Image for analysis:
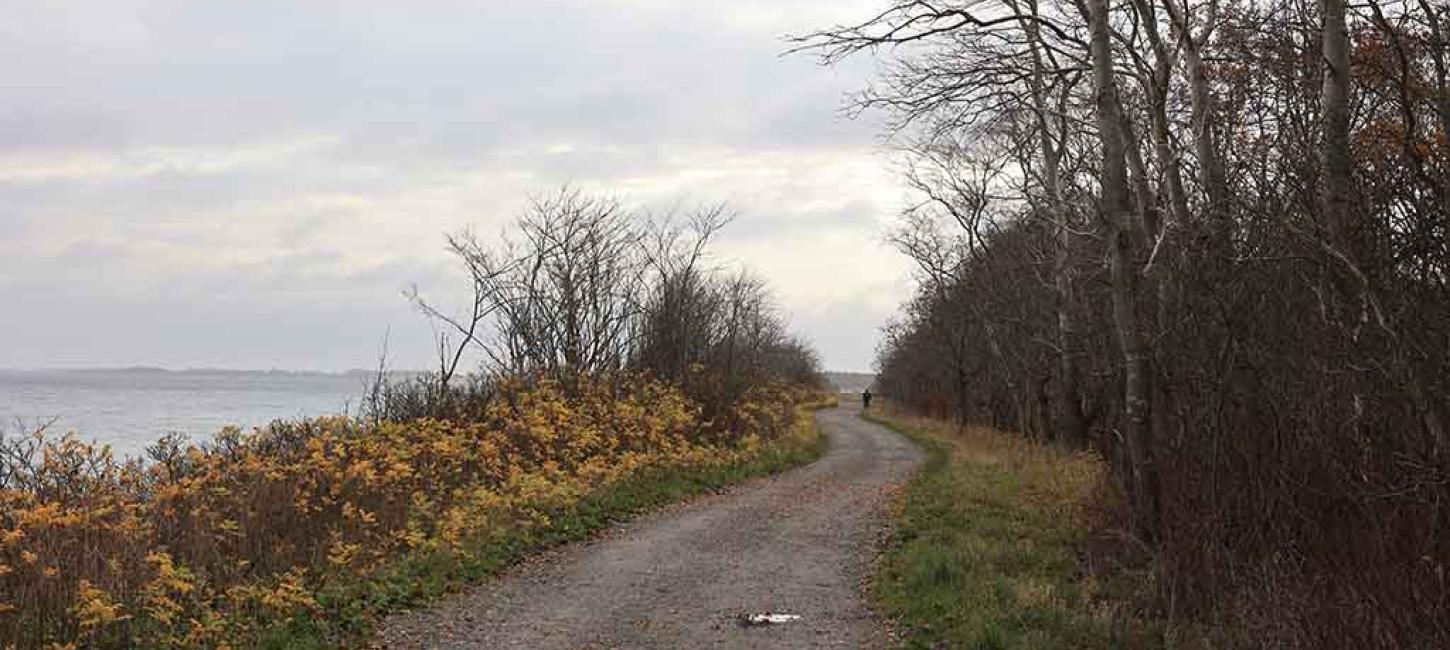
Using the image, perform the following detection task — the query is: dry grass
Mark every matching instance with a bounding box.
[868,406,1217,649]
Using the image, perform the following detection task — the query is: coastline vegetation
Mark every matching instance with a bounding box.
[0,187,832,649]
[0,377,825,648]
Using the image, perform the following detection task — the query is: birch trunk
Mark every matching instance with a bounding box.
[1186,43,1229,246]
[1021,0,1088,446]
[1131,0,1192,239]
[1164,0,1230,251]
[1087,0,1159,539]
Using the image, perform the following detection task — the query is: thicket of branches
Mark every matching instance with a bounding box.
[371,187,823,423]
[798,0,1448,645]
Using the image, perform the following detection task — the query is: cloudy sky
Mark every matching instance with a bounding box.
[0,0,914,373]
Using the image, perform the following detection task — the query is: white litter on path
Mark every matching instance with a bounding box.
[740,613,802,626]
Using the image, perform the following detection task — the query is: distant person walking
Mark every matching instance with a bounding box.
[861,388,872,410]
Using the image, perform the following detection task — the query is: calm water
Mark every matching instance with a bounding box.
[0,369,377,459]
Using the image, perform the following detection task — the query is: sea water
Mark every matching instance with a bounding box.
[0,368,375,460]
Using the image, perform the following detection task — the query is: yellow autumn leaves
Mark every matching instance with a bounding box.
[0,375,814,649]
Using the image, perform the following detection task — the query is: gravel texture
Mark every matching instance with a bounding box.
[375,406,922,649]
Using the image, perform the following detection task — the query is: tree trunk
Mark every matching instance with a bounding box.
[1417,0,1450,217]
[1164,0,1230,252]
[1321,0,1354,243]
[1087,0,1160,540]
[1132,0,1192,239]
[1117,108,1160,244]
[1022,5,1089,447]
[1186,44,1229,248]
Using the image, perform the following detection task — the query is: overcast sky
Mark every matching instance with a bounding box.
[0,0,913,373]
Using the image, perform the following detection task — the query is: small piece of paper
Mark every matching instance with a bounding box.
[740,613,802,626]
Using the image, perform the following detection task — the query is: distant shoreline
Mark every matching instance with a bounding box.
[0,366,430,377]
[4,367,874,379]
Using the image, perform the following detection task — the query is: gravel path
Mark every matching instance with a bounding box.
[375,406,922,649]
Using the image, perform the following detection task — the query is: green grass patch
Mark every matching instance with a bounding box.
[261,410,828,648]
[867,410,1179,649]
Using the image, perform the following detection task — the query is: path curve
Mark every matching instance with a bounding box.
[376,406,922,649]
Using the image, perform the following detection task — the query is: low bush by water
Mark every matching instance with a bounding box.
[0,375,823,648]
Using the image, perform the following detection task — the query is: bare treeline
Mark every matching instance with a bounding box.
[798,0,1448,646]
[373,187,822,422]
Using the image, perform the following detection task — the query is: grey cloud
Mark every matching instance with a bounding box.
[789,297,897,374]
[0,0,905,373]
[4,1,875,153]
[0,105,133,152]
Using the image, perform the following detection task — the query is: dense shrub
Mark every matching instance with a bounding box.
[0,376,816,648]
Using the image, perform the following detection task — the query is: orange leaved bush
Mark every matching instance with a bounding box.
[0,375,815,649]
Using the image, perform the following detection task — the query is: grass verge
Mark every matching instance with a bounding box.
[269,405,830,649]
[866,407,1181,649]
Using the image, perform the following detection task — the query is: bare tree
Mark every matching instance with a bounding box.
[403,186,824,415]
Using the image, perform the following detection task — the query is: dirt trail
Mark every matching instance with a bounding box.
[376,406,922,649]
